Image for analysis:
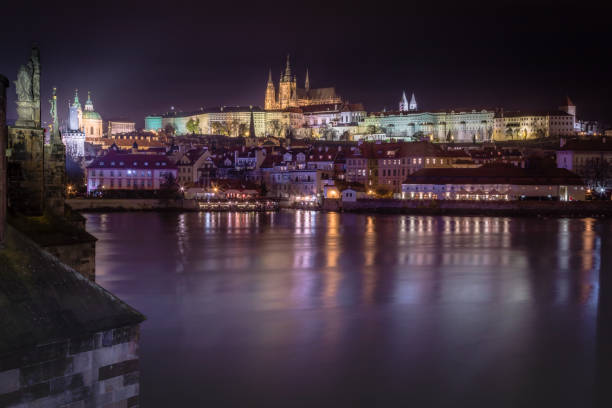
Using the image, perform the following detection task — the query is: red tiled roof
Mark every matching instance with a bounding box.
[403,166,583,186]
[87,151,176,169]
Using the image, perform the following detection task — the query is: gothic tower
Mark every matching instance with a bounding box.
[278,54,295,109]
[69,89,82,131]
[264,69,276,110]
[305,69,310,91]
[409,92,418,111]
[399,91,409,111]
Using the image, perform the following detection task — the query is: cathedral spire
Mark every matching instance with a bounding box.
[409,92,417,111]
[267,68,273,84]
[399,91,409,111]
[283,54,291,81]
[305,68,310,91]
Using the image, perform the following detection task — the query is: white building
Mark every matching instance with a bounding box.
[401,167,586,201]
[86,148,177,194]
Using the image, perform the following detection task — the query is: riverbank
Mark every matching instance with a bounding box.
[67,198,196,212]
[324,198,612,217]
[68,198,612,217]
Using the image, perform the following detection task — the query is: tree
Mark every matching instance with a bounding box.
[413,131,425,141]
[581,156,611,196]
[260,182,268,197]
[164,123,175,136]
[268,119,282,138]
[238,123,248,137]
[472,134,477,144]
[367,124,379,134]
[186,118,200,134]
[374,187,393,198]
[159,172,180,198]
[320,126,338,141]
[211,121,230,136]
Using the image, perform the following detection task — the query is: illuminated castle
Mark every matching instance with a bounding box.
[264,55,342,110]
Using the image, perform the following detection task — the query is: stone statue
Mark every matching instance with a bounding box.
[31,47,40,103]
[14,46,41,127]
[15,64,33,102]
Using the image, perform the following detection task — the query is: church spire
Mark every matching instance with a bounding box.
[267,68,273,84]
[85,91,94,111]
[399,91,409,111]
[283,54,291,81]
[305,68,310,91]
[72,89,81,109]
[409,92,417,111]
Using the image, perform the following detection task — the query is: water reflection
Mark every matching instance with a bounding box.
[86,212,608,407]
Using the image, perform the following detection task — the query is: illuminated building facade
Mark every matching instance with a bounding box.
[81,91,103,142]
[492,111,574,140]
[264,55,342,110]
[345,141,469,192]
[401,167,586,201]
[145,115,163,131]
[62,89,86,156]
[108,120,136,135]
[86,149,177,194]
[359,108,495,143]
[493,98,577,140]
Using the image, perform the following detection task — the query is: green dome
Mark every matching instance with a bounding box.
[82,110,102,121]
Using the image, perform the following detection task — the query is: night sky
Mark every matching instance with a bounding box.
[2,1,611,128]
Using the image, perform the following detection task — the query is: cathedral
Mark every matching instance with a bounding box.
[264,55,342,110]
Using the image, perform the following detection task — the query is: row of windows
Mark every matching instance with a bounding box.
[91,179,152,188]
[90,170,153,177]
[97,161,167,167]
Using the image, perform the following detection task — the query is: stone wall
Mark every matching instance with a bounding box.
[338,198,612,217]
[44,141,66,216]
[67,198,190,211]
[0,325,141,408]
[43,241,96,281]
[7,127,45,215]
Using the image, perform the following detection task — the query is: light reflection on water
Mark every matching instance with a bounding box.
[87,212,607,407]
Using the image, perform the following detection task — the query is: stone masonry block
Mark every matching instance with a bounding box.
[0,368,20,394]
[20,357,74,386]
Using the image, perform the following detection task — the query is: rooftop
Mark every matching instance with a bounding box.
[403,165,584,186]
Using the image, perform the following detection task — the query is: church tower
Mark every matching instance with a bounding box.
[305,69,310,92]
[399,91,409,111]
[264,69,276,110]
[559,96,576,117]
[409,92,417,111]
[81,91,103,140]
[68,89,82,131]
[278,54,295,109]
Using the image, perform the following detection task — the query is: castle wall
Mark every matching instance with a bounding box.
[0,325,141,408]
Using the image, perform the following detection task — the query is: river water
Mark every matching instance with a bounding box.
[85,211,612,407]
